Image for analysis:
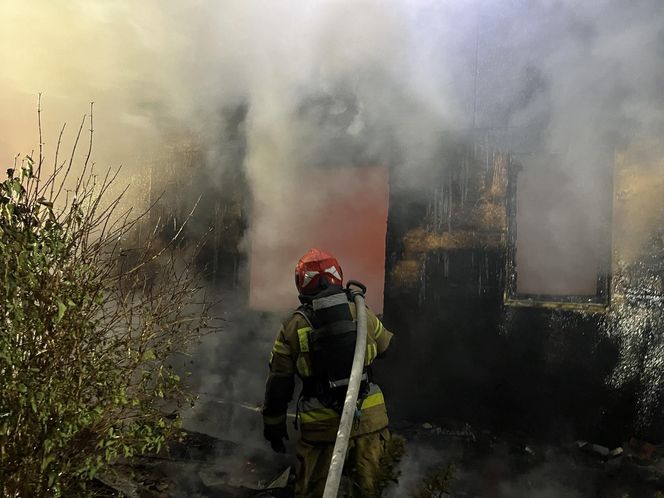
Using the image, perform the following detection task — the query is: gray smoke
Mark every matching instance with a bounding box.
[4,0,663,294]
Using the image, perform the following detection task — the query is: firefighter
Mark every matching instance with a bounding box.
[262,248,394,497]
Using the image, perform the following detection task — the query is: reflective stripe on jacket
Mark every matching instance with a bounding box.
[298,382,389,442]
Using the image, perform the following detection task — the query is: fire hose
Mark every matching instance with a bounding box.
[322,281,368,498]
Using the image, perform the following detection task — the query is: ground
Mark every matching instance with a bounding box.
[97,418,664,497]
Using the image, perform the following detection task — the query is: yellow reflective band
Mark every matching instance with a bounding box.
[300,392,385,424]
[296,327,312,377]
[297,357,311,377]
[300,408,339,423]
[263,413,287,425]
[361,391,385,410]
[365,342,377,364]
[297,327,311,353]
[375,320,384,338]
[272,340,290,356]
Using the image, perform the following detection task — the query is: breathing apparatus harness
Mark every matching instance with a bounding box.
[294,280,370,425]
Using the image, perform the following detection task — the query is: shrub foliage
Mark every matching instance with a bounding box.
[0,109,212,496]
[411,462,456,498]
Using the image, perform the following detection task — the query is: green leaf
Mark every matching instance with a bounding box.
[42,454,56,472]
[10,179,24,197]
[57,300,66,321]
[21,157,34,179]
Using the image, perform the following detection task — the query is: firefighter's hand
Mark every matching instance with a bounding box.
[263,423,288,454]
[269,436,286,453]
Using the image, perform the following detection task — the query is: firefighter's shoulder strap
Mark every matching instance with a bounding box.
[294,303,321,330]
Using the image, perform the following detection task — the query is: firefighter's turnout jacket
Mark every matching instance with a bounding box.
[262,300,393,443]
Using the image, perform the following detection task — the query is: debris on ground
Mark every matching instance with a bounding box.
[576,440,612,458]
[392,422,664,497]
[418,421,477,442]
[98,424,664,497]
[97,429,293,497]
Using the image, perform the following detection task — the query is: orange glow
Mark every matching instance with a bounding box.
[249,165,389,313]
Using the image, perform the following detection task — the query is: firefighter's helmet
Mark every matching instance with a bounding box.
[295,248,343,295]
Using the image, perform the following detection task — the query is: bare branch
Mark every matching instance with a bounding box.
[125,196,202,275]
[35,93,44,196]
[41,122,67,200]
[54,113,86,203]
[76,102,94,194]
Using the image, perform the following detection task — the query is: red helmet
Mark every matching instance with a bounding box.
[295,248,343,295]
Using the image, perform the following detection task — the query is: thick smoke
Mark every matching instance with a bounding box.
[236,0,664,303]
[5,0,663,299]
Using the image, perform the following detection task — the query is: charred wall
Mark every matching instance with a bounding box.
[148,104,249,291]
[380,134,664,444]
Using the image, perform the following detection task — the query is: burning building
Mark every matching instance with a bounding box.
[382,132,664,444]
[151,1,664,447]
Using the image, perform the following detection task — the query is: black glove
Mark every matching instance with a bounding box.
[263,423,288,453]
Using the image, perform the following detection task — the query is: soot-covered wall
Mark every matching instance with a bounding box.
[380,134,664,444]
[375,1,664,445]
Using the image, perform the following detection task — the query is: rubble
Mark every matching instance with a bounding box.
[406,424,664,497]
[419,421,477,442]
[96,422,664,497]
[96,430,293,498]
[576,440,611,458]
[574,436,661,475]
[264,467,291,490]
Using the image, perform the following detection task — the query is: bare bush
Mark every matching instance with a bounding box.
[0,100,216,496]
